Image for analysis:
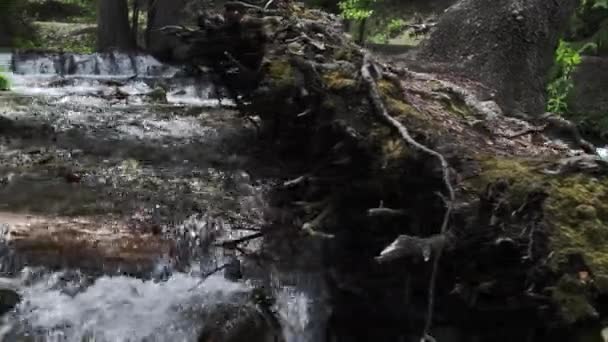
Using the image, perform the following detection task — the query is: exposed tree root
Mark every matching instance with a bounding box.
[302,200,335,239]
[362,54,456,341]
[367,207,408,218]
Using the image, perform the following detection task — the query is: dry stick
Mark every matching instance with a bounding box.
[361,54,455,342]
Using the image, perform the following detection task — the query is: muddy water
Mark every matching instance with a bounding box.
[0,53,328,341]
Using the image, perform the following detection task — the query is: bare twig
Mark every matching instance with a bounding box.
[361,54,455,340]
[187,263,230,291]
[283,175,309,188]
[215,232,264,248]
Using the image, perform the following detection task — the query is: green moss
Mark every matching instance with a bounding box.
[367,123,411,168]
[474,157,544,202]
[323,71,357,91]
[375,79,426,121]
[475,156,608,281]
[267,59,295,88]
[378,79,401,98]
[547,174,608,274]
[552,275,598,324]
[443,97,474,119]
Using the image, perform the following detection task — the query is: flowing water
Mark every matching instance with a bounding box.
[0,51,329,342]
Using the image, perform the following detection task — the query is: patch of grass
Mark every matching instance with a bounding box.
[30,22,96,53]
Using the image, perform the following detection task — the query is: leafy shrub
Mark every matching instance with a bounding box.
[338,0,376,20]
[546,40,582,113]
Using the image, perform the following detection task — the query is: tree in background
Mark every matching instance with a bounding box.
[97,0,134,51]
[146,0,188,60]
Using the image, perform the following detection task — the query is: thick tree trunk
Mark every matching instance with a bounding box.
[96,0,134,51]
[146,0,187,60]
[416,0,579,117]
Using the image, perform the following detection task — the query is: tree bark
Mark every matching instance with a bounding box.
[146,0,187,60]
[131,0,141,48]
[416,0,579,117]
[96,0,134,51]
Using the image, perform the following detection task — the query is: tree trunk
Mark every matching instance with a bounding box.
[146,0,187,61]
[131,0,140,48]
[416,0,579,117]
[357,18,367,45]
[96,0,134,51]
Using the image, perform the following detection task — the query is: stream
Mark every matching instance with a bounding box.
[0,51,329,342]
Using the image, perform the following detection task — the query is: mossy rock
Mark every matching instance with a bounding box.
[0,288,20,315]
[475,157,608,273]
[552,275,598,324]
[473,156,608,322]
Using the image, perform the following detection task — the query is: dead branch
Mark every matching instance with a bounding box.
[283,175,309,188]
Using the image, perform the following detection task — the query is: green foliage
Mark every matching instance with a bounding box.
[546,40,583,113]
[0,68,10,91]
[338,0,376,20]
[586,0,608,9]
[370,18,407,43]
[0,0,37,47]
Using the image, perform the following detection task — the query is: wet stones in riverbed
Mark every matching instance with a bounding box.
[197,296,283,342]
[0,288,20,315]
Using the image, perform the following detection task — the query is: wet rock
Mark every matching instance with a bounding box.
[197,299,282,342]
[0,288,20,315]
[64,172,82,183]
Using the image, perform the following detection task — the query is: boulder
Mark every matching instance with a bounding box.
[197,295,283,342]
[568,56,608,119]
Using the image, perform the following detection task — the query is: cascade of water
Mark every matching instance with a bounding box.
[11,52,181,77]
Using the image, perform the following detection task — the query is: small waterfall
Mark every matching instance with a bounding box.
[11,51,181,78]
